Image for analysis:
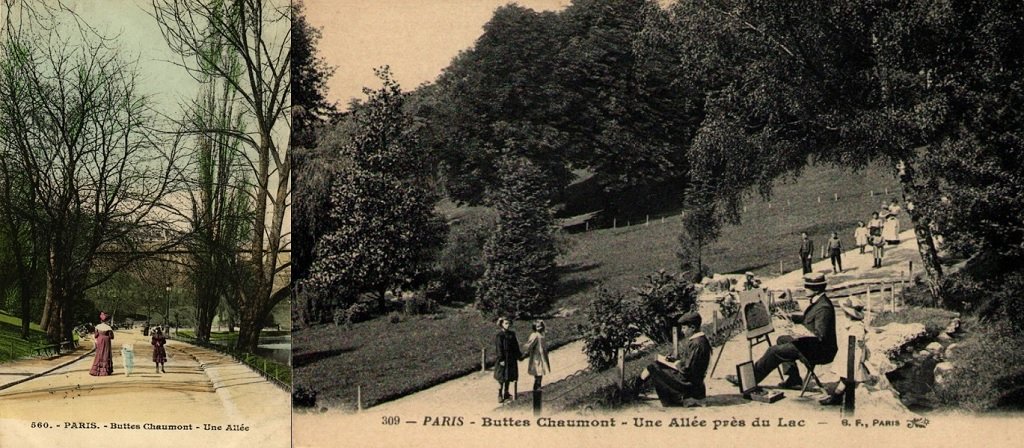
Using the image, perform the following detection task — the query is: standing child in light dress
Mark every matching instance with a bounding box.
[522,320,551,393]
[854,221,869,254]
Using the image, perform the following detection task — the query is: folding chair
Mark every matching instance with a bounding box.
[798,355,825,397]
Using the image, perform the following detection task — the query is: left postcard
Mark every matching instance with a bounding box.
[0,1,292,447]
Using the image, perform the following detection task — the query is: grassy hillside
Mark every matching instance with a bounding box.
[0,310,50,362]
[294,163,904,410]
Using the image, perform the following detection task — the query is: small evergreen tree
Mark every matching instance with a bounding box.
[308,68,446,312]
[477,156,558,318]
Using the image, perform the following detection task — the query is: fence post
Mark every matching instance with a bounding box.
[866,288,872,324]
[646,215,649,226]
[834,193,838,201]
[779,260,784,275]
[585,221,589,232]
[843,335,856,414]
[672,326,679,358]
[481,348,486,372]
[617,348,625,390]
[357,385,362,412]
[901,272,906,306]
[613,218,617,228]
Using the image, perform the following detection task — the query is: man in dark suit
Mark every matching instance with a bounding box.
[799,232,814,274]
[728,273,837,388]
[635,312,712,406]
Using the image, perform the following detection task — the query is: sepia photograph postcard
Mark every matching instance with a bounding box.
[291,0,1024,447]
[0,1,291,447]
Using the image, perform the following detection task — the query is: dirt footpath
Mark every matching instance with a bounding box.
[0,329,289,448]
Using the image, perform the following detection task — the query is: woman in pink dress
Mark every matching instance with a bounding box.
[151,327,167,373]
[89,312,114,376]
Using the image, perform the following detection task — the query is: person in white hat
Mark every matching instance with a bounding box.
[820,299,870,405]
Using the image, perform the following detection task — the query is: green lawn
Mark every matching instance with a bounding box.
[295,163,905,410]
[0,310,52,362]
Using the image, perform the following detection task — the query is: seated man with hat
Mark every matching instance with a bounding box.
[634,311,712,406]
[727,273,837,389]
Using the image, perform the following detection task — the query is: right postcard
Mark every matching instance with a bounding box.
[290,1,1024,447]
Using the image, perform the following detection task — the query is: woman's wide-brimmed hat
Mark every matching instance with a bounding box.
[841,299,865,321]
[803,273,827,290]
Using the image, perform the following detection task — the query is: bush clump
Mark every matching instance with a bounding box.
[292,385,317,408]
[579,271,697,370]
[935,319,1024,411]
[631,270,698,343]
[579,288,643,370]
[402,296,438,316]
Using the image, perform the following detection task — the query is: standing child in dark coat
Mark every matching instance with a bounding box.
[494,318,522,402]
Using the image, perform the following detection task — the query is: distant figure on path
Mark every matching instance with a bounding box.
[799,232,814,274]
[827,232,843,273]
[854,221,869,254]
[522,320,551,393]
[742,272,761,291]
[887,198,902,216]
[151,327,167,374]
[635,312,711,406]
[494,318,522,403]
[89,312,115,376]
[868,212,884,238]
[871,231,886,268]
[882,214,900,245]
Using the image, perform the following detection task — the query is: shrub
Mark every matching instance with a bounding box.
[996,272,1024,332]
[578,288,642,370]
[938,273,988,313]
[402,296,438,316]
[935,319,1024,411]
[631,270,698,343]
[388,311,402,324]
[344,302,372,325]
[292,385,317,408]
[431,209,496,304]
[332,308,346,327]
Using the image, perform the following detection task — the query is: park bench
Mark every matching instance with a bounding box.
[31,340,78,357]
[32,344,61,357]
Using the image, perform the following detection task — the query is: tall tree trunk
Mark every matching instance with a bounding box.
[897,159,944,302]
